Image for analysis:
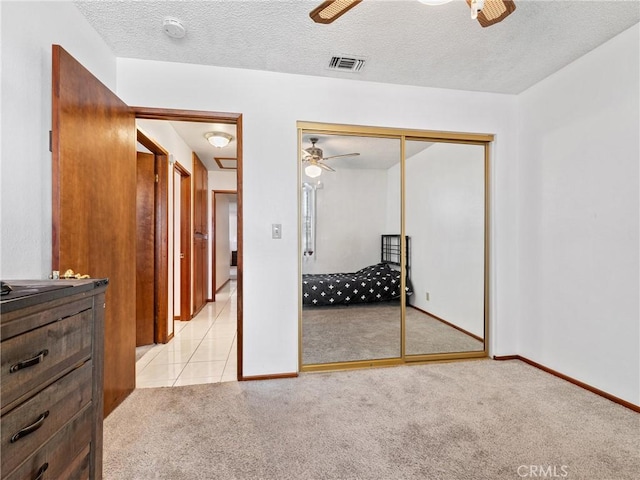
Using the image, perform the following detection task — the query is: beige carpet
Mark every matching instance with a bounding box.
[302,303,483,364]
[103,360,639,480]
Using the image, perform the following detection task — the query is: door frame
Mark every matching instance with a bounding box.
[136,129,170,344]
[133,107,244,380]
[212,189,238,301]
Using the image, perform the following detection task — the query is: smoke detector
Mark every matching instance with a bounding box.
[163,18,186,39]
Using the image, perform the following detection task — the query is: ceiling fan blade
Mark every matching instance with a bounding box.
[318,162,336,172]
[309,0,363,24]
[322,152,360,160]
[468,0,516,28]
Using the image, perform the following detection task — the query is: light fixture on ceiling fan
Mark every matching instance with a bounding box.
[205,132,233,148]
[418,0,453,5]
[305,163,323,178]
[310,0,516,28]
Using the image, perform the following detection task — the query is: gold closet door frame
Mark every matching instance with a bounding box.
[297,122,493,373]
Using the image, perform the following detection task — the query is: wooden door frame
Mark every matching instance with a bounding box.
[174,161,192,322]
[136,129,170,344]
[212,190,238,301]
[132,107,244,380]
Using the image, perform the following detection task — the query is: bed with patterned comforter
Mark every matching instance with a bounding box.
[302,262,411,307]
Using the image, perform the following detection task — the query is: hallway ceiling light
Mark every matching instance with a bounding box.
[205,132,234,148]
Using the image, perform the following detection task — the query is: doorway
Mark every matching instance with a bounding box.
[136,123,239,387]
[212,190,238,301]
[133,107,244,380]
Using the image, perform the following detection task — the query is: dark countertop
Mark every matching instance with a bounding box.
[0,279,109,313]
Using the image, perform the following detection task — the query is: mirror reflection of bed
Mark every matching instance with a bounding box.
[300,128,487,367]
[302,238,407,364]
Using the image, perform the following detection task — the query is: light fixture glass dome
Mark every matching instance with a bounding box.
[205,132,233,148]
[305,164,322,178]
[418,0,453,5]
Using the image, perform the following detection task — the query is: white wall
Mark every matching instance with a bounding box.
[210,170,237,191]
[137,120,193,173]
[406,143,485,338]
[229,201,238,251]
[117,58,519,376]
[517,24,639,405]
[302,168,391,275]
[0,1,117,279]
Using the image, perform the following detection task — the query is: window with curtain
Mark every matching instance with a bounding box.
[302,183,316,258]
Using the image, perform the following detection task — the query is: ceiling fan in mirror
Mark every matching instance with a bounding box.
[310,0,516,28]
[302,137,360,178]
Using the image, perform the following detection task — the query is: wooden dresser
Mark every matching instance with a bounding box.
[1,279,107,480]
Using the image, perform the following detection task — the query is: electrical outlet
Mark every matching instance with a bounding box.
[425,292,430,301]
[272,223,282,239]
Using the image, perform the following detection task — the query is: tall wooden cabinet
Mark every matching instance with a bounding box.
[192,153,209,314]
[1,279,107,480]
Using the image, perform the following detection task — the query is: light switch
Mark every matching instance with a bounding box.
[272,223,282,239]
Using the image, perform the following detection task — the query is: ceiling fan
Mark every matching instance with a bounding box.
[302,137,360,177]
[310,0,516,28]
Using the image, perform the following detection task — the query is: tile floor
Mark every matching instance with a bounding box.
[135,280,237,388]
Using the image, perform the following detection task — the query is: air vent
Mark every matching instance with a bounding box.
[328,56,366,72]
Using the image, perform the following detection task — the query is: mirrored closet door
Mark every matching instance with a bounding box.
[404,139,487,357]
[299,122,491,371]
[299,130,403,367]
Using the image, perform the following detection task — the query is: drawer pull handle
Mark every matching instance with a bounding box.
[9,350,49,373]
[10,411,49,443]
[34,462,49,480]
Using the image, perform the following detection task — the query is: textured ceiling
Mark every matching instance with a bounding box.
[76,0,639,170]
[75,0,639,94]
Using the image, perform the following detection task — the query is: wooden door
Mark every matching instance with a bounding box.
[192,153,208,314]
[136,152,155,346]
[52,45,136,416]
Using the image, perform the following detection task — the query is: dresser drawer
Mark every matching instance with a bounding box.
[1,361,92,475]
[1,309,92,411]
[3,405,92,480]
[58,445,91,480]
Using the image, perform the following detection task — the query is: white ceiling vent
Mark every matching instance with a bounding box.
[328,56,366,73]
